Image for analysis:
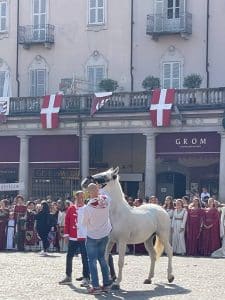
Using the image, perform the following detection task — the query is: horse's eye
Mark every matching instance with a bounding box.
[112,175,117,180]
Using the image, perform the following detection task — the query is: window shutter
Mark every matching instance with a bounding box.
[172,63,180,88]
[95,66,104,88]
[163,63,171,88]
[87,67,95,91]
[30,70,36,97]
[0,2,7,32]
[36,69,46,96]
[154,0,164,31]
[0,71,5,97]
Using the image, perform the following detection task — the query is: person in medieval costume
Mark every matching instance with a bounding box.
[0,199,9,250]
[6,211,16,250]
[25,201,37,251]
[211,206,225,258]
[171,199,188,255]
[14,195,27,251]
[199,198,221,256]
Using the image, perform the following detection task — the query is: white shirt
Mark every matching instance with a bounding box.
[82,194,112,239]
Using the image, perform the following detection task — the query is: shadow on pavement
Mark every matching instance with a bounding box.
[67,282,191,299]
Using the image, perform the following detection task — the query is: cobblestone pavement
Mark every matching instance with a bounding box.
[1,251,225,300]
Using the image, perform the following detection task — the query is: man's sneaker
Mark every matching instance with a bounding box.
[101,280,113,293]
[80,278,90,287]
[39,250,48,256]
[59,276,72,285]
[87,287,102,295]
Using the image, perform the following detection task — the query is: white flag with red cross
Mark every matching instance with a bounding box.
[40,94,63,129]
[149,89,175,127]
[91,92,112,116]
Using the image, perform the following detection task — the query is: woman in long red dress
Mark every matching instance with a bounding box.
[199,198,221,256]
[185,197,203,256]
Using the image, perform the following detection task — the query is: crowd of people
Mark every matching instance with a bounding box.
[1,186,225,293]
[127,188,225,258]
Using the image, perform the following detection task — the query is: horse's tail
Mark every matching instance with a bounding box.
[154,235,164,260]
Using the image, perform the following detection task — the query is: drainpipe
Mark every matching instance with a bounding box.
[16,0,20,96]
[130,0,134,91]
[206,0,209,88]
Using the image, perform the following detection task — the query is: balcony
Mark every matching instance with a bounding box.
[8,88,225,116]
[18,24,55,48]
[146,12,192,40]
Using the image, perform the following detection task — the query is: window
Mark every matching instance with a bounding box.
[30,69,46,96]
[163,62,180,88]
[33,0,47,40]
[167,0,180,19]
[87,65,105,92]
[88,0,105,25]
[0,71,5,96]
[0,1,7,32]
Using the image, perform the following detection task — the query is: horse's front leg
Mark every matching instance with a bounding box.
[112,242,126,290]
[105,237,115,262]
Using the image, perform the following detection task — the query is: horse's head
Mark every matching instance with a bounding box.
[81,167,119,190]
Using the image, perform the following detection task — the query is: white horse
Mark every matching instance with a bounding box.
[81,167,174,289]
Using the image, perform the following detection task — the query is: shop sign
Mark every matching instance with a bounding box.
[33,168,80,179]
[156,132,220,154]
[0,182,24,191]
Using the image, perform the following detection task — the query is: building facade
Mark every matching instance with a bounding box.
[0,0,225,202]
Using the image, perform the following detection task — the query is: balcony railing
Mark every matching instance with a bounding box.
[146,12,192,38]
[18,24,55,46]
[8,88,225,116]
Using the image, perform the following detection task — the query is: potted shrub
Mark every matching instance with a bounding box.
[183,74,202,88]
[142,76,160,91]
[99,79,118,92]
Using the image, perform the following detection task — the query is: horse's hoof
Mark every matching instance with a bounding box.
[168,275,175,283]
[143,279,151,284]
[111,284,120,290]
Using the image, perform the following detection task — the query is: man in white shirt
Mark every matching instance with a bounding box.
[82,183,112,295]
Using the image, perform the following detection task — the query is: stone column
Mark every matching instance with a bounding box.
[81,134,89,180]
[144,133,156,197]
[18,135,30,199]
[219,132,225,202]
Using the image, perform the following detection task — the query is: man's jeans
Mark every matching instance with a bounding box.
[66,240,90,279]
[86,236,110,288]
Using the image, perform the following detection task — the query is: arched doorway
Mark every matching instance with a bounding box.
[157,172,186,203]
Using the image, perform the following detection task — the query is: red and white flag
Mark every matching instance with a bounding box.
[0,97,10,124]
[40,94,63,129]
[91,92,112,116]
[149,89,175,127]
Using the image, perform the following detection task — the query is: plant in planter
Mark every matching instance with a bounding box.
[183,73,202,88]
[98,79,119,92]
[142,76,160,91]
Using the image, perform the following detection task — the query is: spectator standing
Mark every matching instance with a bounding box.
[199,198,221,256]
[59,191,90,287]
[14,195,27,251]
[35,201,51,256]
[6,211,16,250]
[82,183,112,295]
[172,199,188,255]
[0,199,9,250]
[185,197,203,256]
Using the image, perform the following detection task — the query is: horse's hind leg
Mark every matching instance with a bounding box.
[144,235,156,284]
[160,236,174,283]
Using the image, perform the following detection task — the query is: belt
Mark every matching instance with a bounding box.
[175,218,183,220]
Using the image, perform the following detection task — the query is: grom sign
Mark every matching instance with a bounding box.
[156,132,220,156]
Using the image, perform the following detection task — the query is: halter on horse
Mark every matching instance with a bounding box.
[81,167,174,289]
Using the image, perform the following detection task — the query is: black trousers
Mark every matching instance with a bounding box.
[38,231,50,251]
[108,253,116,279]
[66,240,90,279]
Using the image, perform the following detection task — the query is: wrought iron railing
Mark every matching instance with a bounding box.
[8,88,225,116]
[146,12,192,36]
[18,24,55,45]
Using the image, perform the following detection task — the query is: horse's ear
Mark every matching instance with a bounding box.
[113,166,119,175]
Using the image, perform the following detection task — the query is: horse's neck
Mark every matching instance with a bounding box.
[105,179,131,212]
